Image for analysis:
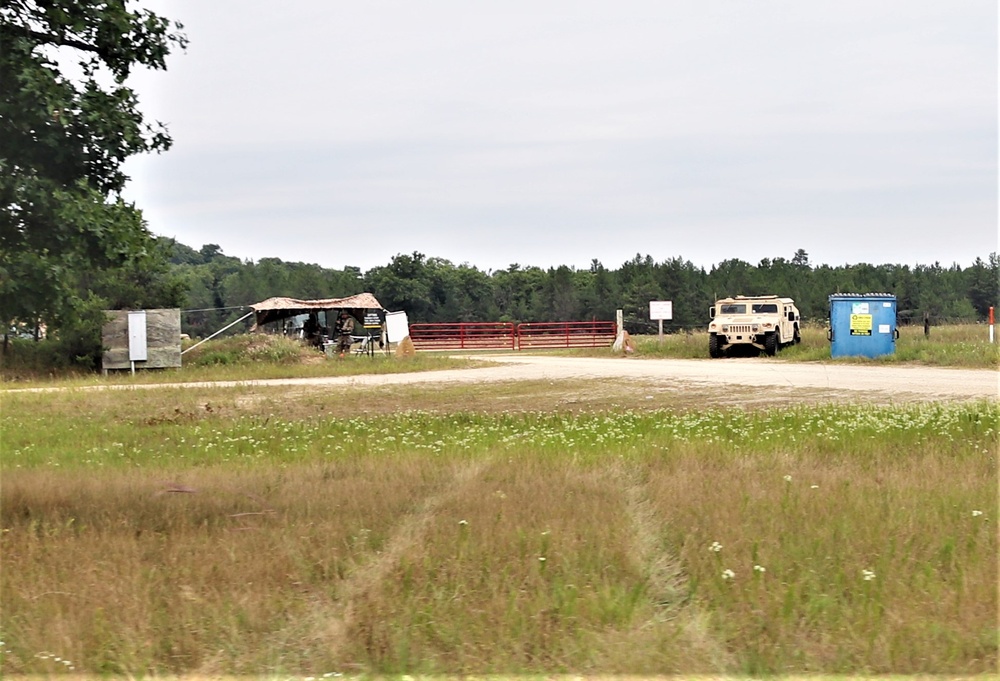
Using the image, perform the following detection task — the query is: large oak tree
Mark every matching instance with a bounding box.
[0,0,186,358]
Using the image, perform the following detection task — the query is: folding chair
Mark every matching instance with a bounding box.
[352,334,372,356]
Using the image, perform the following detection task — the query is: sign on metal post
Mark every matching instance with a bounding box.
[649,300,673,339]
[649,301,673,320]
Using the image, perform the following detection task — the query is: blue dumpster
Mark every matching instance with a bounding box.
[828,293,898,358]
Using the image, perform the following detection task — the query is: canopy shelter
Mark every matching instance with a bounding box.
[249,293,384,330]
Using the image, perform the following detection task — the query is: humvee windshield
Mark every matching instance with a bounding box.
[720,304,746,314]
[751,303,778,313]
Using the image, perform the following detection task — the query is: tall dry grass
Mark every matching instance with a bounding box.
[647,443,996,673]
[2,394,996,675]
[1,459,454,674]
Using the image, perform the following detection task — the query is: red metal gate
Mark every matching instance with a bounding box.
[407,321,616,351]
[408,322,516,350]
[516,321,617,349]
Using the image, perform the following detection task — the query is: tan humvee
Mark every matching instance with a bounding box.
[708,295,800,357]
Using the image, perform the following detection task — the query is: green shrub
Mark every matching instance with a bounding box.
[182,334,312,367]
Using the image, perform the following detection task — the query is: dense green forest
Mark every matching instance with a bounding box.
[169,241,999,339]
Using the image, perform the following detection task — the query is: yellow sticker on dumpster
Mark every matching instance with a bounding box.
[850,314,872,336]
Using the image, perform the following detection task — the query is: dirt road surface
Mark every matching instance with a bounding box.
[452,355,1000,400]
[19,355,996,401]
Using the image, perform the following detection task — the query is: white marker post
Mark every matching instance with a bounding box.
[612,309,625,351]
[127,310,148,376]
[990,306,995,344]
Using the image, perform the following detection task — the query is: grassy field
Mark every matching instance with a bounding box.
[1,372,996,676]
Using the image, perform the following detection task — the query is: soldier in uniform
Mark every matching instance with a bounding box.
[303,312,322,348]
[336,312,355,357]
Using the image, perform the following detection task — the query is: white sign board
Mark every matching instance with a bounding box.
[649,300,673,320]
[384,310,410,343]
[127,311,148,361]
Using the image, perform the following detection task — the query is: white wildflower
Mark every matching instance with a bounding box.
[753,564,766,573]
[972,510,983,517]
[783,475,792,482]
[862,569,876,581]
[721,568,735,580]
[709,541,723,553]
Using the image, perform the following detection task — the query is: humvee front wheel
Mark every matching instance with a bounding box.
[708,333,724,358]
[764,332,778,356]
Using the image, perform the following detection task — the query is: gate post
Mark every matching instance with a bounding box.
[613,309,625,351]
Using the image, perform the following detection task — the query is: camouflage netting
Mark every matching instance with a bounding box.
[249,293,384,328]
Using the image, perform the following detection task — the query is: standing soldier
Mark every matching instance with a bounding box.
[303,312,322,347]
[336,312,355,358]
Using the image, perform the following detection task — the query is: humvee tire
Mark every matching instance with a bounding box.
[764,332,778,356]
[708,333,724,358]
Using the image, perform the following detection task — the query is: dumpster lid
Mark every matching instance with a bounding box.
[828,292,895,300]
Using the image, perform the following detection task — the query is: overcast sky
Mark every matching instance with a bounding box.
[121,0,998,273]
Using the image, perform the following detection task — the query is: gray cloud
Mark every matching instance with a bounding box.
[123,0,998,271]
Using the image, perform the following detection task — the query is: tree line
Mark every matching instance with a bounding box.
[6,229,997,369]
[171,242,999,339]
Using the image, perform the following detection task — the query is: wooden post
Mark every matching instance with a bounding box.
[923,312,930,338]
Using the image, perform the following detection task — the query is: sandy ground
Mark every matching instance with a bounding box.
[18,355,996,401]
[447,354,1000,400]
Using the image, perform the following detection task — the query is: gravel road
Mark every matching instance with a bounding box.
[26,355,994,401]
[451,355,1000,400]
